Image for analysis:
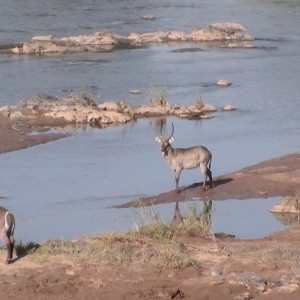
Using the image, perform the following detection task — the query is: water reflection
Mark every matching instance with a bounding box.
[132,198,287,239]
[271,213,300,226]
[171,200,212,228]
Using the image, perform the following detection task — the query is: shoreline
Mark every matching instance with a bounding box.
[117,152,300,208]
[1,100,299,300]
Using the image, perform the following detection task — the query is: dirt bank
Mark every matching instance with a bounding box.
[1,223,300,300]
[0,115,68,154]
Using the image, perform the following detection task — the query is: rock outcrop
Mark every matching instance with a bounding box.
[0,94,219,129]
[9,23,254,55]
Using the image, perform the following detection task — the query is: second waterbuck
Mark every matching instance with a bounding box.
[155,123,212,192]
[0,207,15,264]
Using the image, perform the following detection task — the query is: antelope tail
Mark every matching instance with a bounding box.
[208,153,212,170]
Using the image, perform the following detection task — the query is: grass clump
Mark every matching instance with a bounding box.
[64,88,97,106]
[194,94,204,109]
[37,239,80,255]
[132,201,212,242]
[15,240,39,258]
[156,243,199,269]
[79,89,97,106]
[148,85,168,107]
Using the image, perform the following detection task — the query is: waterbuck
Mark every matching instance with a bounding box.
[155,123,212,192]
[0,207,15,264]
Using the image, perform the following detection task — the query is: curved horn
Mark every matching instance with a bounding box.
[167,122,174,140]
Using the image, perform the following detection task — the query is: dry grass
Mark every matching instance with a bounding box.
[194,94,204,109]
[132,201,212,242]
[64,89,97,106]
[147,85,168,107]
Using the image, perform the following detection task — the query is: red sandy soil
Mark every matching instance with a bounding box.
[0,224,300,300]
[0,115,68,154]
[0,114,300,300]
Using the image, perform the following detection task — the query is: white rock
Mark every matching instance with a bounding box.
[217,79,232,86]
[9,111,25,121]
[223,105,235,111]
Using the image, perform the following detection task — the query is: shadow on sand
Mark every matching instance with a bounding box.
[181,177,233,192]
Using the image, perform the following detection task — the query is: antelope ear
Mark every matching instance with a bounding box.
[169,137,175,143]
[155,137,161,143]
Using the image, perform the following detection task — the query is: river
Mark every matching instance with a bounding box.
[0,0,299,242]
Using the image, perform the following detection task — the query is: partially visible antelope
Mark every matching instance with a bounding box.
[155,123,212,192]
[0,207,15,264]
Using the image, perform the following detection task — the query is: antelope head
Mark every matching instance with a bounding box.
[155,122,175,156]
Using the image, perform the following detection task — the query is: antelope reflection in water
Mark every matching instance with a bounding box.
[171,200,212,227]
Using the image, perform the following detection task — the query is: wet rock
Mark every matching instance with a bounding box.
[217,79,231,86]
[223,105,235,111]
[129,89,142,95]
[142,15,156,21]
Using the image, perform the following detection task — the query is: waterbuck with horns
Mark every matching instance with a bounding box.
[155,123,212,192]
[0,207,15,264]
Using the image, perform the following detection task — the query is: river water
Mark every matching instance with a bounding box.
[0,0,299,242]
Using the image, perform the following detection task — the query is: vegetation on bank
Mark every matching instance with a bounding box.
[12,201,213,269]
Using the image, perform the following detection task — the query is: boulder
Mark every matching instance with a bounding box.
[223,105,235,111]
[9,111,25,121]
[217,79,232,86]
[43,110,76,123]
[270,195,300,214]
[60,31,120,45]
[87,110,131,125]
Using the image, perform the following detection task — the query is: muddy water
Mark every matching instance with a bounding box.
[0,0,299,242]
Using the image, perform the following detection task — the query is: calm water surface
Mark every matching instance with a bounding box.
[0,0,299,242]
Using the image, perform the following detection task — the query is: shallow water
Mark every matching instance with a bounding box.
[0,0,299,242]
[134,197,286,240]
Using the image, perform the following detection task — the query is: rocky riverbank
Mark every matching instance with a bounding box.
[0,91,229,154]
